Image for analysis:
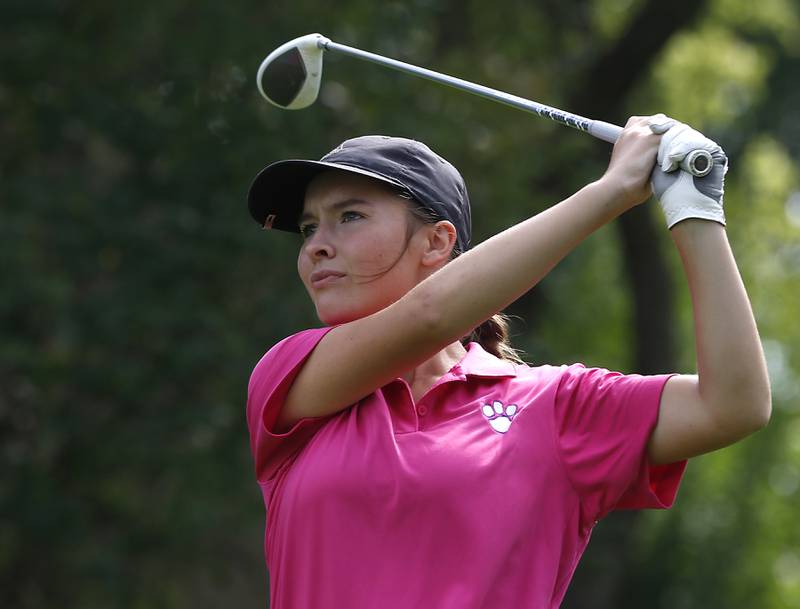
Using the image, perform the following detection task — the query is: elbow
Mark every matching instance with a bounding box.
[750,385,772,431]
[735,382,772,436]
[751,371,773,431]
[751,354,774,431]
[711,379,772,441]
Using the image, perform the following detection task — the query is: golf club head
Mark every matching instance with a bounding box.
[257,33,328,110]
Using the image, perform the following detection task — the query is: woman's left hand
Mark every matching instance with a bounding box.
[649,117,729,229]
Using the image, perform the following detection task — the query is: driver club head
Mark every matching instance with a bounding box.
[257,33,328,109]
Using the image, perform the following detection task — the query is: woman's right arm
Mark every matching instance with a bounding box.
[275,117,660,432]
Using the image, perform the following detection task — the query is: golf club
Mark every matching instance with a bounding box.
[257,33,714,178]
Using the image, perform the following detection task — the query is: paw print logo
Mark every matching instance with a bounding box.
[481,400,518,433]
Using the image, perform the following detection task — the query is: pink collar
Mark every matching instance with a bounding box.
[454,342,518,379]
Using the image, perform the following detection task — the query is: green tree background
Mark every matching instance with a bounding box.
[2,1,799,607]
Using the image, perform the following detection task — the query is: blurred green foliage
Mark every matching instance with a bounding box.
[1,0,798,608]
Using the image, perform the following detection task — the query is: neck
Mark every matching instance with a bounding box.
[402,340,467,401]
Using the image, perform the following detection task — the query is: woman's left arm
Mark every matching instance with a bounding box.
[648,219,771,465]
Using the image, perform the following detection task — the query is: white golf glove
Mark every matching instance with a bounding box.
[648,116,728,229]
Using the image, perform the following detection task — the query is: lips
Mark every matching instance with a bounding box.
[309,269,346,288]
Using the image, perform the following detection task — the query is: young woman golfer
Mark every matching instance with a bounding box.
[245,115,771,609]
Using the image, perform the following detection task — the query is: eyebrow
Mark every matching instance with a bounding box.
[298,198,373,224]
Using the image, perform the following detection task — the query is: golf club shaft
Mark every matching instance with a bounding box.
[318,37,622,144]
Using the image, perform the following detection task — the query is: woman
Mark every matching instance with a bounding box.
[245,116,770,608]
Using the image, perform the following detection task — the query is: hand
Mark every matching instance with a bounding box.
[601,116,662,211]
[649,115,728,229]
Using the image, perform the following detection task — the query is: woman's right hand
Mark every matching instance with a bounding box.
[600,115,663,212]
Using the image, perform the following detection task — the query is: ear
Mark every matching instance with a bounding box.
[420,220,458,268]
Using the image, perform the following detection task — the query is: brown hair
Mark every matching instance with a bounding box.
[405,202,524,364]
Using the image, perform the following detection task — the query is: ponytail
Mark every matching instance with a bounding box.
[463,313,525,364]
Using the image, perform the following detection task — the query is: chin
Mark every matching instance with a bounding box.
[315,299,386,327]
[317,303,363,326]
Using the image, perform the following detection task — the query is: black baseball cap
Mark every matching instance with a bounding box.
[247,135,472,253]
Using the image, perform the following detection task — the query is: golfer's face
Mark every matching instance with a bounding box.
[298,172,421,325]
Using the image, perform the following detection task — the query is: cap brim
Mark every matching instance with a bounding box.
[247,159,409,231]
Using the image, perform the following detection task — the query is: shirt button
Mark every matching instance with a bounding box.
[417,404,428,416]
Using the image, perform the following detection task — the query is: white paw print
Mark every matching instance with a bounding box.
[481,400,518,433]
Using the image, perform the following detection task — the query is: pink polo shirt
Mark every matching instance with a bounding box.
[247,327,686,609]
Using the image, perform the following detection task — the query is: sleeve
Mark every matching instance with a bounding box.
[552,364,687,526]
[246,326,336,484]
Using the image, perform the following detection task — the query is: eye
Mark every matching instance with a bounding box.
[299,223,317,239]
[341,210,364,223]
